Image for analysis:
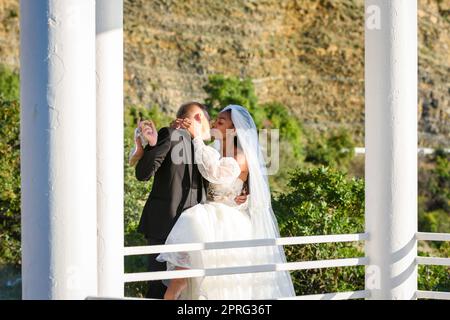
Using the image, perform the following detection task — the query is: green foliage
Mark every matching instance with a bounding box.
[267,139,299,195]
[0,95,21,267]
[418,149,450,260]
[419,264,450,292]
[273,166,365,294]
[203,76,306,150]
[275,166,364,236]
[419,210,450,235]
[0,65,19,101]
[305,128,355,168]
[203,74,261,122]
[426,151,450,212]
[419,150,450,214]
[418,238,450,292]
[260,102,305,160]
[259,102,306,194]
[416,150,450,292]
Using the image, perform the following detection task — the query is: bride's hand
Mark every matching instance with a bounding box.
[171,118,192,130]
[171,118,202,138]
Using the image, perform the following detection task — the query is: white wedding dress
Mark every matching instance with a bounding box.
[156,137,256,299]
[157,105,296,300]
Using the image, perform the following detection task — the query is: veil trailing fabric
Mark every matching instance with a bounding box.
[220,105,296,299]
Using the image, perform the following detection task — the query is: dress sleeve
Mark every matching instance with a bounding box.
[192,136,241,184]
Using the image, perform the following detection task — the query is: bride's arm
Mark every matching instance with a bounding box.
[192,136,241,184]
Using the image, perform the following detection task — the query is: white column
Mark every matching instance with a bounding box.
[20,0,97,299]
[96,0,124,297]
[364,0,418,299]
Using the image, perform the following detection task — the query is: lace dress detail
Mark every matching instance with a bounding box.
[193,136,249,210]
[206,179,243,206]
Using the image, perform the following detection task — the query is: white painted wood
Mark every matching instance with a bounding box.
[91,290,450,301]
[124,233,369,256]
[365,0,418,300]
[89,291,370,300]
[416,257,450,267]
[96,0,124,298]
[280,290,370,300]
[278,233,369,246]
[278,257,369,272]
[20,0,97,299]
[86,296,154,300]
[353,148,450,155]
[417,291,450,300]
[416,232,450,242]
[123,257,369,282]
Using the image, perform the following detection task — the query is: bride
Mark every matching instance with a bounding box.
[157,104,295,300]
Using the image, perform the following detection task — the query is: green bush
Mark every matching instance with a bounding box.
[0,97,21,267]
[305,128,355,169]
[0,65,19,101]
[418,149,450,260]
[426,151,450,212]
[273,166,365,294]
[274,165,449,295]
[419,264,450,292]
[418,240,450,293]
[260,102,305,160]
[419,210,450,235]
[203,74,261,122]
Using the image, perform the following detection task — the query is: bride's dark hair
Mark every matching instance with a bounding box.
[223,110,239,148]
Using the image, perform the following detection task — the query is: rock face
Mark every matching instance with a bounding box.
[1,0,449,147]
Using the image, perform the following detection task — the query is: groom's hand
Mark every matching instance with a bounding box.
[139,120,158,146]
[235,190,248,205]
[128,128,145,166]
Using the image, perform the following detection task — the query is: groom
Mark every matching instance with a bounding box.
[133,102,247,299]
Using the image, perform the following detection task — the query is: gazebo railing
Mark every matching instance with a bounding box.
[123,233,370,300]
[415,232,450,300]
[120,232,450,300]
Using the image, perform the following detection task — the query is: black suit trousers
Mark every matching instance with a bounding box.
[145,237,167,299]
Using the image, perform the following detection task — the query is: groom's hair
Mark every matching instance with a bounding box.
[177,102,209,120]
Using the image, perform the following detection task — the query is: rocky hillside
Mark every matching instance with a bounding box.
[1,0,449,146]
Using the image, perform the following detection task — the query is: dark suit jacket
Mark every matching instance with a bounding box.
[135,126,206,240]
